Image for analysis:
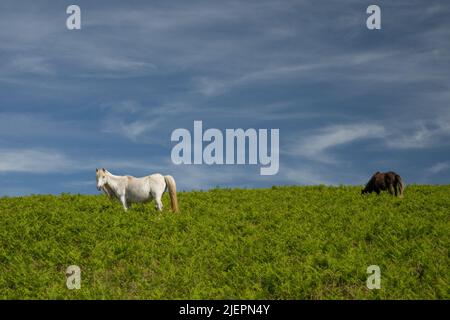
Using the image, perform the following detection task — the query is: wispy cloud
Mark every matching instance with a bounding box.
[8,56,55,75]
[0,113,91,141]
[288,123,386,163]
[0,149,76,173]
[193,52,395,97]
[102,118,162,142]
[427,162,450,175]
[98,100,191,143]
[386,120,450,149]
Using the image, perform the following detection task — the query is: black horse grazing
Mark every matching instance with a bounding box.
[361,171,404,197]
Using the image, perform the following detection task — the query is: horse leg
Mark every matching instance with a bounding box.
[120,195,128,211]
[149,189,163,212]
[154,193,163,212]
[388,184,395,196]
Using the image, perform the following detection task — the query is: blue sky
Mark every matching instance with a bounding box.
[0,0,449,195]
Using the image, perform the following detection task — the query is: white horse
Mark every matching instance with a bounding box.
[95,168,179,213]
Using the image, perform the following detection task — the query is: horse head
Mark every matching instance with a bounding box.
[95,168,108,191]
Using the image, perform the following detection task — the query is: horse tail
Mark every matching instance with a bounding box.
[164,175,179,213]
[395,174,404,198]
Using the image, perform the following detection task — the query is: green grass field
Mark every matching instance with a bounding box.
[0,185,448,299]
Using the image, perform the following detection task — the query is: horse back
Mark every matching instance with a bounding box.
[375,171,399,189]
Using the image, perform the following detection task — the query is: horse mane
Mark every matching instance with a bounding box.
[364,171,380,191]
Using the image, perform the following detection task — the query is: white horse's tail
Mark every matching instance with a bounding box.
[164,175,179,213]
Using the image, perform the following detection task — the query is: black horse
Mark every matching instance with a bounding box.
[361,171,404,197]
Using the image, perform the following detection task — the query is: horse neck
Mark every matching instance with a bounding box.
[105,172,123,190]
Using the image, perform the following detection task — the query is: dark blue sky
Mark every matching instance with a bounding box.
[0,0,449,195]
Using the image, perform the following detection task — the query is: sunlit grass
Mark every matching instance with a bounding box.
[0,185,448,299]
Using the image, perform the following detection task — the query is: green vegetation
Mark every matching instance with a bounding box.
[0,185,448,299]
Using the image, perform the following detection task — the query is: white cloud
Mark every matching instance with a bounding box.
[91,57,155,73]
[386,120,450,149]
[193,51,395,96]
[98,100,199,143]
[278,166,334,185]
[100,106,164,142]
[427,162,450,175]
[9,56,54,75]
[289,124,386,163]
[102,119,162,141]
[0,113,91,140]
[0,149,75,173]
[100,100,144,114]
[0,149,166,175]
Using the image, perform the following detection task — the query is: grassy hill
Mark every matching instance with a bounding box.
[0,185,448,299]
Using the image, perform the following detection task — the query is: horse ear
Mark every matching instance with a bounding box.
[102,168,106,172]
[96,168,98,172]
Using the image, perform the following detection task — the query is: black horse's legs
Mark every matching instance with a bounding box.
[388,184,395,195]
